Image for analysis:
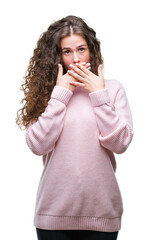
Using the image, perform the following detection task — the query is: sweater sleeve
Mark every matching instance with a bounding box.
[89,82,133,154]
[26,86,73,156]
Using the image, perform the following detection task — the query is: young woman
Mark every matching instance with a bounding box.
[16,15,133,240]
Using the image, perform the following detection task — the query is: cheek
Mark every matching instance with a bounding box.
[84,51,90,62]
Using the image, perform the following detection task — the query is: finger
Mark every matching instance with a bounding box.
[70,81,85,87]
[75,63,90,75]
[67,70,85,82]
[85,63,91,67]
[82,62,91,69]
[69,64,86,78]
[80,62,86,66]
[74,62,90,69]
[57,64,63,78]
[85,63,91,70]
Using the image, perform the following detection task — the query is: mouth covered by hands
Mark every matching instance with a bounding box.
[67,62,105,93]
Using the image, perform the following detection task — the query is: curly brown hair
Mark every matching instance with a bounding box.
[16,15,103,129]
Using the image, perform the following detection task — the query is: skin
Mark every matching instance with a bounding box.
[56,34,105,93]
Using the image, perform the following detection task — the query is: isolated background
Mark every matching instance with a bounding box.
[0,0,153,239]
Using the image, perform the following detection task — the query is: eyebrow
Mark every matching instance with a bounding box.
[62,44,87,51]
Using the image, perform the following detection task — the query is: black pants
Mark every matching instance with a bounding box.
[36,228,119,240]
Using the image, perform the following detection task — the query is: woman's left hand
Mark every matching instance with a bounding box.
[68,63,105,93]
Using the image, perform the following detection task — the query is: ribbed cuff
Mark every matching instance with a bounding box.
[89,88,110,107]
[51,86,73,105]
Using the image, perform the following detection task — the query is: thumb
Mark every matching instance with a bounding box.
[57,64,63,78]
[98,64,103,78]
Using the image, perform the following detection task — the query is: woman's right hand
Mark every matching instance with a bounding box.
[56,64,76,92]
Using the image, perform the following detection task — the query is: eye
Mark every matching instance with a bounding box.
[79,47,85,52]
[63,50,71,55]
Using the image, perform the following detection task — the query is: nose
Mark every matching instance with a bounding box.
[73,52,80,64]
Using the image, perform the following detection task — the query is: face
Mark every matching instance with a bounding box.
[61,34,90,70]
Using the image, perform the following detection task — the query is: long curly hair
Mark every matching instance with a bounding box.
[16,15,103,129]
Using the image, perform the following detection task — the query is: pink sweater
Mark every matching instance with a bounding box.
[26,79,133,232]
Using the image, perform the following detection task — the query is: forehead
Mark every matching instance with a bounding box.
[61,34,87,48]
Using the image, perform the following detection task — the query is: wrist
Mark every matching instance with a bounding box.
[90,86,105,93]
